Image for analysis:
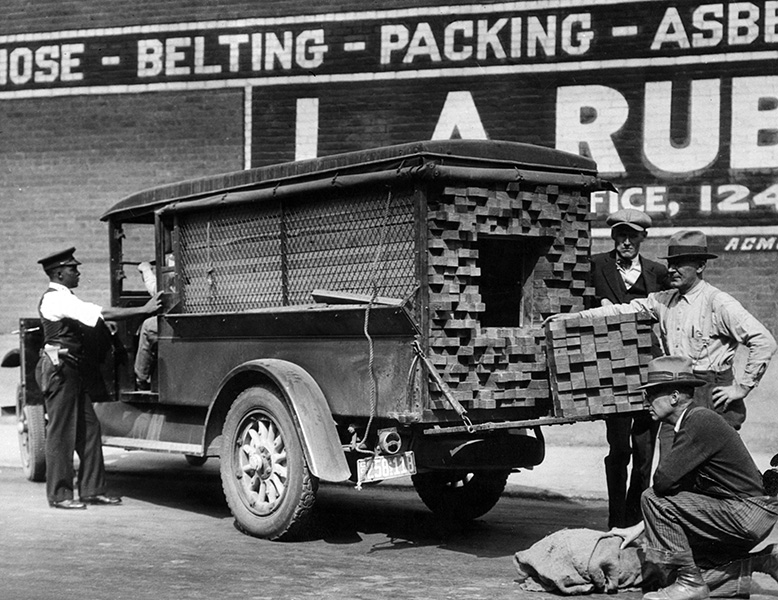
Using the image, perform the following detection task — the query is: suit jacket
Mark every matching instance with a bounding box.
[589,250,667,306]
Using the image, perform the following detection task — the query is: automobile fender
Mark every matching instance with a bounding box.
[210,359,351,483]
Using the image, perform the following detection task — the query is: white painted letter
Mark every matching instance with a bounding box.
[138,39,164,77]
[731,76,778,169]
[555,85,628,175]
[444,21,473,61]
[380,25,409,65]
[643,79,720,174]
[692,4,724,47]
[431,91,488,140]
[651,7,690,49]
[562,14,593,55]
[295,98,319,161]
[728,2,759,45]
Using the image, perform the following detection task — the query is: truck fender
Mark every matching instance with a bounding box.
[211,359,351,483]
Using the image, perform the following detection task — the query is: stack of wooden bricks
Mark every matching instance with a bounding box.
[426,182,594,411]
[545,313,655,417]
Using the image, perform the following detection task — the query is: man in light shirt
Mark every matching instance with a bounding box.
[552,230,776,430]
[36,247,160,509]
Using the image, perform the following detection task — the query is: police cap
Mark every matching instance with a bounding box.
[38,247,81,272]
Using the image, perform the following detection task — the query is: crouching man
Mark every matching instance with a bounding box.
[614,356,778,599]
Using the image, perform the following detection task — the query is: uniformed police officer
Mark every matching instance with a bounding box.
[36,247,160,509]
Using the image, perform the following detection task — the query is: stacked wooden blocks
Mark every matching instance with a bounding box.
[426,182,594,411]
[545,313,655,417]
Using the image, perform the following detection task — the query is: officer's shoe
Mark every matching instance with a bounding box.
[50,499,87,510]
[81,494,122,505]
[643,566,710,600]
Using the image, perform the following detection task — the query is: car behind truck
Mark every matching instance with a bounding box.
[5,140,646,540]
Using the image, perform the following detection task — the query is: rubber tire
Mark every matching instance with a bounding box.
[411,470,510,521]
[184,454,208,467]
[220,385,317,541]
[17,385,46,482]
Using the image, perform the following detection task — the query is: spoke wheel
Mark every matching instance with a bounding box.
[411,470,510,521]
[220,385,317,540]
[17,385,46,482]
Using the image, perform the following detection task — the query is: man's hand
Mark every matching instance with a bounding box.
[143,291,163,314]
[542,313,574,327]
[609,521,645,550]
[711,383,750,410]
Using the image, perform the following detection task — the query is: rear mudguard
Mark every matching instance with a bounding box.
[209,359,351,482]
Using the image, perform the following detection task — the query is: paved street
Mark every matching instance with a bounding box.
[0,421,777,600]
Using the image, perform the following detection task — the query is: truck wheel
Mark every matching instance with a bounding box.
[220,385,317,540]
[411,470,510,521]
[17,386,46,482]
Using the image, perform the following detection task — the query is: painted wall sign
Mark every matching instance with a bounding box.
[2,1,777,229]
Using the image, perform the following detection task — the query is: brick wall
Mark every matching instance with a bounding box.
[0,90,243,330]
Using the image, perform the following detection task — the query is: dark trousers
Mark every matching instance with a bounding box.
[693,369,744,429]
[605,411,659,528]
[43,361,106,503]
[641,488,778,597]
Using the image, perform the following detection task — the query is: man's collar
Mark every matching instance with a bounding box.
[616,254,640,269]
[48,282,71,292]
[674,405,692,432]
[679,278,706,299]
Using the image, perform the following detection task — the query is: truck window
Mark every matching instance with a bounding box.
[117,222,156,295]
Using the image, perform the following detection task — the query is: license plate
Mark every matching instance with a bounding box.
[357,451,416,484]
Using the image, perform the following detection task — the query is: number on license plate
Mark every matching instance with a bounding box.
[357,451,416,484]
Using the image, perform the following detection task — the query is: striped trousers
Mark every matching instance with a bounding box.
[642,488,778,596]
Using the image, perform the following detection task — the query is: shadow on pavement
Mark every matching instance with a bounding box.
[102,452,605,560]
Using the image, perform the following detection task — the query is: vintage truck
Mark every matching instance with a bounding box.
[5,140,646,540]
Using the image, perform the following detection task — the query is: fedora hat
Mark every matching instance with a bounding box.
[636,356,706,391]
[606,208,652,232]
[662,230,718,260]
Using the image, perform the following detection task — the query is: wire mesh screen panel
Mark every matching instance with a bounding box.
[178,204,284,313]
[177,185,418,313]
[285,187,417,305]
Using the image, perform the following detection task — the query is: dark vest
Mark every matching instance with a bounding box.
[38,288,86,358]
[621,272,649,303]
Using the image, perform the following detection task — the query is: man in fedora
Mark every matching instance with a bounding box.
[552,230,776,430]
[612,356,778,600]
[36,247,161,509]
[589,209,668,529]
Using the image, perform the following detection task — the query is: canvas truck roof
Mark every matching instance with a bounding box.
[101,140,603,222]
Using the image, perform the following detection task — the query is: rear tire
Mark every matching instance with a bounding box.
[220,385,317,540]
[411,470,510,521]
[17,385,46,482]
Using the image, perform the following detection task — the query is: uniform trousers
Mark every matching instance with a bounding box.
[641,488,778,597]
[605,411,659,528]
[44,360,107,503]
